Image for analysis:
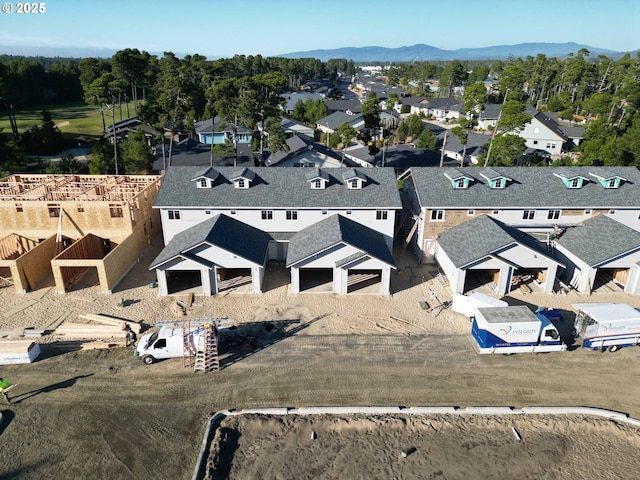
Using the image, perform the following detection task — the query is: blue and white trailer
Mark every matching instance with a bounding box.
[471,306,566,354]
[572,303,640,352]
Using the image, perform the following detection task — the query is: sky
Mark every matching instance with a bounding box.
[0,0,638,58]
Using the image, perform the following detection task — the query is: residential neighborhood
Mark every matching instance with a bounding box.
[1,14,640,479]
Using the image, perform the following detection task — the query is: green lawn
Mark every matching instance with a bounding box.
[0,101,137,143]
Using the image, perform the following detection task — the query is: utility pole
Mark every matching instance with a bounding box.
[483,88,510,167]
[439,131,447,167]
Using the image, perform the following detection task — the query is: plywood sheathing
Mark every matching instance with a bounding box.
[0,234,58,293]
[0,174,162,295]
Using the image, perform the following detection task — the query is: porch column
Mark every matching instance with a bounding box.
[156,269,168,296]
[252,266,263,294]
[334,267,345,294]
[543,265,558,293]
[496,266,513,295]
[381,268,391,295]
[201,268,213,296]
[290,266,300,293]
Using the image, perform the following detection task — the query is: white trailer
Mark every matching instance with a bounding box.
[452,292,508,318]
[471,306,566,354]
[572,303,640,352]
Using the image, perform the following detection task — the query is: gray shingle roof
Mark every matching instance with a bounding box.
[408,166,640,209]
[436,215,557,268]
[149,214,271,269]
[555,214,640,266]
[155,166,402,209]
[317,111,363,131]
[286,214,395,267]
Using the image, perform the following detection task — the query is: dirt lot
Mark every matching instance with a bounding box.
[1,237,640,479]
[208,414,640,480]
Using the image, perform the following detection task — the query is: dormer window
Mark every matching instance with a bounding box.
[570,178,581,188]
[236,178,246,189]
[480,168,510,189]
[444,168,472,189]
[348,179,361,189]
[199,179,208,188]
[589,171,625,189]
[311,179,324,189]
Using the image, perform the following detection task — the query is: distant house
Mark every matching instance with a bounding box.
[151,138,254,172]
[345,144,447,175]
[264,135,353,168]
[281,92,325,114]
[437,130,490,166]
[278,117,315,139]
[478,105,583,154]
[324,98,361,115]
[426,98,464,121]
[316,111,365,134]
[194,116,252,145]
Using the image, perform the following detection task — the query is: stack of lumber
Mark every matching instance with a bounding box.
[78,314,142,333]
[53,323,127,341]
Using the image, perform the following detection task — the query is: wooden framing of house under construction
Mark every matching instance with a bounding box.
[0,174,162,294]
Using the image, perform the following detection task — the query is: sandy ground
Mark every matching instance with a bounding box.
[1,236,640,479]
[208,414,640,480]
[1,235,638,339]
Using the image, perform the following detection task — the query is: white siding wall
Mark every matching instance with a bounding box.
[485,210,640,232]
[160,208,396,248]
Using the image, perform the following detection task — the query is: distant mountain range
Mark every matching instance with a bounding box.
[0,42,632,62]
[279,42,625,62]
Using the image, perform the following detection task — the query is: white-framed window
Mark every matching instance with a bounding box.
[322,210,328,215]
[546,143,552,149]
[430,210,444,221]
[168,210,181,220]
[348,179,359,189]
[205,210,211,215]
[570,178,580,188]
[199,179,208,188]
[236,179,246,189]
[608,209,616,215]
[286,210,298,220]
[376,210,388,220]
[492,209,500,215]
[455,179,465,189]
[230,210,237,215]
[584,209,592,215]
[311,179,323,189]
[533,140,538,145]
[346,210,352,215]
[607,179,617,188]
[547,210,561,220]
[467,209,475,216]
[261,210,273,220]
[15,203,23,213]
[522,210,535,220]
[494,178,503,188]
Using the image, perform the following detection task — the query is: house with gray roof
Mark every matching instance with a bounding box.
[553,214,640,295]
[287,214,396,295]
[151,138,254,172]
[316,111,365,134]
[194,116,252,145]
[438,130,490,166]
[397,166,640,290]
[263,135,354,168]
[151,166,401,296]
[280,92,326,114]
[149,214,272,295]
[434,214,563,294]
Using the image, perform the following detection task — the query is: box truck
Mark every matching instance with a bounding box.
[572,303,640,352]
[136,324,218,365]
[471,306,566,354]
